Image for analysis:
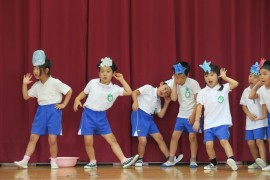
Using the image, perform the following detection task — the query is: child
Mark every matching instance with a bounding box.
[240,62,267,169]
[131,82,182,167]
[193,60,239,171]
[249,59,270,171]
[73,57,139,169]
[162,61,201,168]
[14,50,72,169]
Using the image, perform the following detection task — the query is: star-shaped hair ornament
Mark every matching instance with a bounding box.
[250,62,259,75]
[259,58,266,69]
[99,57,113,67]
[173,63,186,74]
[199,60,211,73]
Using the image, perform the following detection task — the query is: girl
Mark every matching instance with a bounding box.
[240,62,267,169]
[193,61,239,171]
[14,50,72,169]
[73,57,139,169]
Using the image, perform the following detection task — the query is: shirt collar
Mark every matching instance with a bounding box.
[205,84,221,90]
[98,79,113,88]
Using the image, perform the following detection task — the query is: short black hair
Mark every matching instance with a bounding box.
[39,58,52,76]
[172,61,190,75]
[260,60,270,71]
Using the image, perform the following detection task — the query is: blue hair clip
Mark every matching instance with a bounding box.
[250,62,259,75]
[173,63,186,74]
[199,60,211,73]
[32,50,45,66]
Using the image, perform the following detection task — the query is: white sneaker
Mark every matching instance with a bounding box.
[84,162,97,169]
[204,163,217,170]
[262,165,270,171]
[51,162,59,169]
[248,162,260,169]
[173,154,184,165]
[161,161,175,167]
[135,159,143,167]
[122,154,139,168]
[227,159,238,171]
[256,158,267,168]
[190,161,198,168]
[14,161,28,169]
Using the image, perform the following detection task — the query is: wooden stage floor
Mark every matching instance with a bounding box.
[1,164,270,180]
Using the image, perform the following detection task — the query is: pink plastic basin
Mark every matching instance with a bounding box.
[56,157,79,167]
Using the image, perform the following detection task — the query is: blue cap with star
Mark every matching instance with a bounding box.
[199,60,211,73]
[173,63,187,74]
[250,62,259,75]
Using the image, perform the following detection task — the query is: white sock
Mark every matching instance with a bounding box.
[21,155,30,164]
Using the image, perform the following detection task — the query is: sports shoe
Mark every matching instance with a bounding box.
[256,158,267,168]
[84,162,97,169]
[227,158,238,171]
[248,162,260,169]
[51,162,59,169]
[173,154,184,165]
[262,165,270,171]
[190,161,198,168]
[122,154,139,168]
[135,159,143,167]
[204,163,217,170]
[14,161,28,169]
[161,160,175,167]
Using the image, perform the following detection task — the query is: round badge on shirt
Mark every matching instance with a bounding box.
[218,96,224,103]
[185,87,191,98]
[107,94,114,102]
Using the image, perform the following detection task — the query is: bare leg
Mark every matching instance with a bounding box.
[48,135,58,158]
[137,136,147,158]
[24,134,40,156]
[84,135,96,161]
[102,133,125,161]
[151,133,169,158]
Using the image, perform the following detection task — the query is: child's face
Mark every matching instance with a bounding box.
[174,73,187,85]
[260,69,270,88]
[33,66,41,79]
[99,66,113,84]
[157,84,171,98]
[248,73,260,88]
[204,72,219,88]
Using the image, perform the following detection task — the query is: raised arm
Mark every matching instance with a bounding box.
[22,73,33,100]
[157,96,171,118]
[219,68,239,90]
[113,73,132,96]
[248,81,262,99]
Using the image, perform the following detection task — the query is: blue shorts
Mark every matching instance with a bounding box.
[78,108,112,135]
[204,125,230,142]
[31,104,62,135]
[267,113,270,138]
[174,117,201,133]
[245,127,267,140]
[131,109,159,137]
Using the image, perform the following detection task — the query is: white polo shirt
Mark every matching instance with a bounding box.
[137,85,161,115]
[197,83,232,130]
[28,76,71,105]
[259,85,270,112]
[167,77,201,118]
[240,87,267,130]
[83,78,124,111]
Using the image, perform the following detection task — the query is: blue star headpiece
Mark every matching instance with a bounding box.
[199,60,211,73]
[250,62,259,75]
[173,63,186,74]
[32,50,45,66]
